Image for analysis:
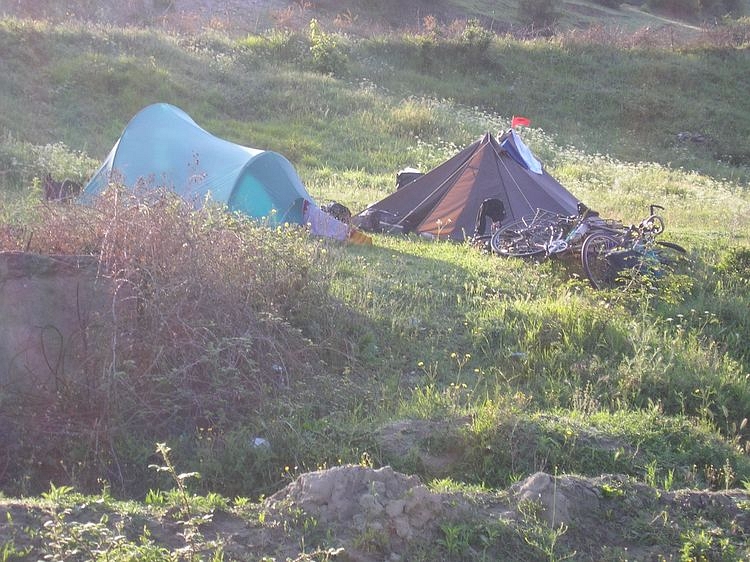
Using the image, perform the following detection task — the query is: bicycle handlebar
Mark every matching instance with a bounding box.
[649,204,665,216]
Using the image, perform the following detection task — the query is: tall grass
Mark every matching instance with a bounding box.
[0,189,361,496]
[356,27,750,182]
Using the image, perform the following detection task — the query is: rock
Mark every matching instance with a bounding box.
[267,464,444,543]
[511,471,600,527]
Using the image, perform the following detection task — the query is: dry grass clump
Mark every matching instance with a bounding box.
[0,187,336,494]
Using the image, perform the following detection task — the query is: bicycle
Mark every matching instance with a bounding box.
[542,204,617,259]
[491,203,686,289]
[580,206,686,289]
[490,208,564,257]
[490,204,613,259]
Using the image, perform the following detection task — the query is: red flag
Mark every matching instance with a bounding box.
[511,115,531,128]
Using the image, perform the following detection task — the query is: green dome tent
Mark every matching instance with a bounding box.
[82,103,347,238]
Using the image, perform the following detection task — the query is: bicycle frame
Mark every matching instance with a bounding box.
[544,205,613,257]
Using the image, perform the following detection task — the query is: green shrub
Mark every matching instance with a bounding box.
[0,132,97,191]
[308,19,347,75]
[458,19,493,65]
[402,18,495,73]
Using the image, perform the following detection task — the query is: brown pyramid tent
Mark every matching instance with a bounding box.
[353,130,580,241]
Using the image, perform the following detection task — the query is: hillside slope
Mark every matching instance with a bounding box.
[1,6,749,188]
[1,3,750,561]
[2,0,744,36]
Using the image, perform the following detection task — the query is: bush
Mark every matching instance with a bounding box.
[0,189,345,496]
[308,19,347,75]
[0,133,97,192]
[458,19,493,64]
[405,18,495,73]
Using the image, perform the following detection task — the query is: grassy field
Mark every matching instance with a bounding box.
[1,3,750,560]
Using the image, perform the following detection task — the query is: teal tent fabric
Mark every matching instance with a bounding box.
[82,103,312,224]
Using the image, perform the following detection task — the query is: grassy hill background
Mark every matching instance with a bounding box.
[1,0,750,186]
[1,1,750,560]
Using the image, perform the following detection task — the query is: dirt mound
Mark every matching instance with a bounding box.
[267,464,446,548]
[1,465,749,560]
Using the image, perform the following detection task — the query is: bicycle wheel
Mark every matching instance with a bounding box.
[641,214,665,235]
[470,233,493,253]
[581,232,623,289]
[652,240,688,267]
[491,213,560,258]
[655,240,686,254]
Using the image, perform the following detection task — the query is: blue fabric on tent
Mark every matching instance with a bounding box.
[500,130,543,174]
[82,103,311,224]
